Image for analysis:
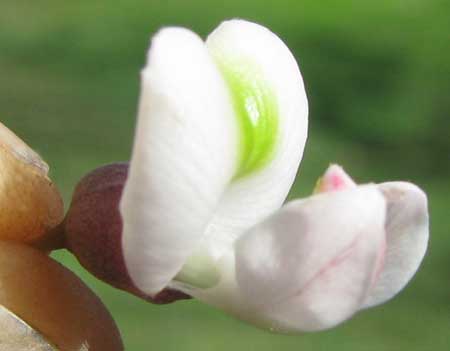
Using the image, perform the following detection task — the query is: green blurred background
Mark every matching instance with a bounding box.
[1,0,449,350]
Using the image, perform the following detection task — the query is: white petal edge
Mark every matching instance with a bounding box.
[362,181,429,308]
[180,186,386,333]
[203,19,309,257]
[120,27,237,295]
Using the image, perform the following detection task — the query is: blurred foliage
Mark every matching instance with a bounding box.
[1,0,449,177]
[0,1,449,350]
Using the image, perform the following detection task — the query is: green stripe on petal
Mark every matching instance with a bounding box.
[214,57,279,179]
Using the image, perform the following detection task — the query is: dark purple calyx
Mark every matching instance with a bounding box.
[64,163,190,304]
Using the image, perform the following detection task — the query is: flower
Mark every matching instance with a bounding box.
[119,19,429,333]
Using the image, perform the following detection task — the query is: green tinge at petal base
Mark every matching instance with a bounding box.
[215,58,279,179]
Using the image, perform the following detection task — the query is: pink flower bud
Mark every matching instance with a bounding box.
[313,164,356,193]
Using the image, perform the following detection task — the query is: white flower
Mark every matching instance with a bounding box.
[119,19,429,333]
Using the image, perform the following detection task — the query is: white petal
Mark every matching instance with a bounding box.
[363,181,429,308]
[234,186,386,332]
[203,20,309,255]
[120,27,237,295]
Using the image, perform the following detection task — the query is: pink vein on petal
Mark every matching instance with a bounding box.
[265,233,363,309]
